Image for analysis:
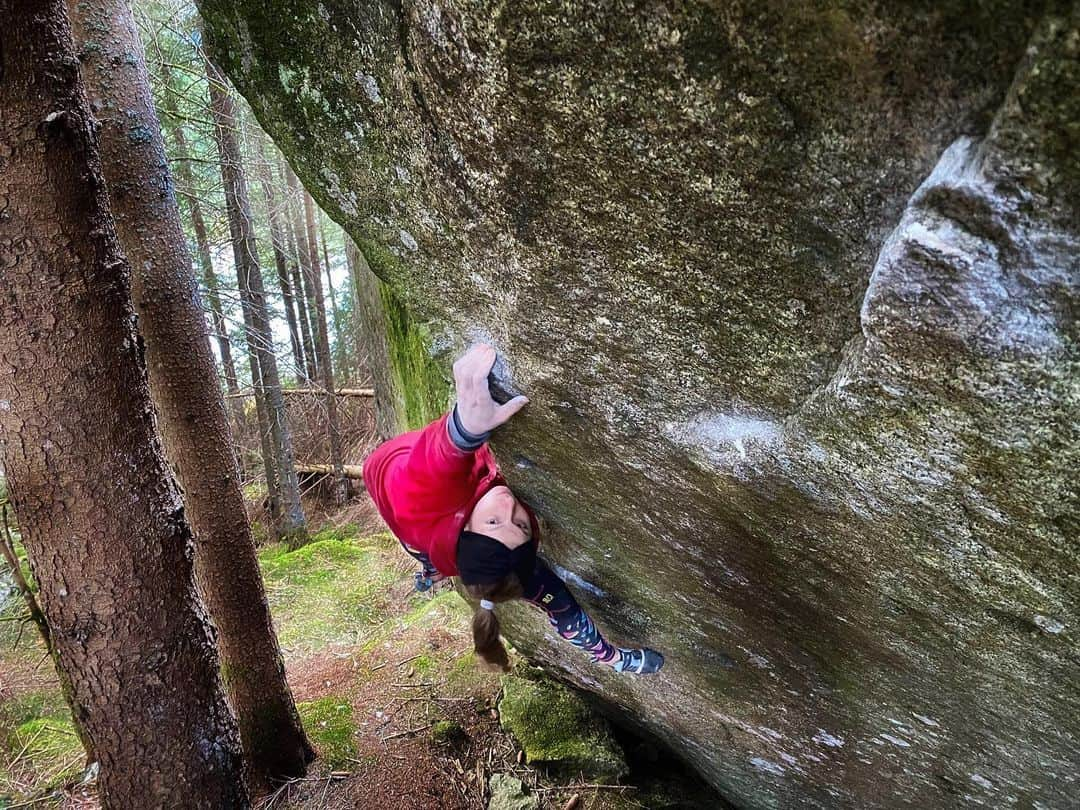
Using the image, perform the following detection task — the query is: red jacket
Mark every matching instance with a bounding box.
[362,413,540,576]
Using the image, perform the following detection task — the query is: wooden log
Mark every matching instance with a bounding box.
[295,462,365,479]
[225,387,374,399]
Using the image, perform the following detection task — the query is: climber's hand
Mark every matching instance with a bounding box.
[453,343,528,435]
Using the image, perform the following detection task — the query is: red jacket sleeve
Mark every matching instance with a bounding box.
[388,413,479,525]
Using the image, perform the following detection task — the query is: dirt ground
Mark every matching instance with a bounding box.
[0,490,668,810]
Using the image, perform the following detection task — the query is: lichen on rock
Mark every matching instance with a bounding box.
[486,772,539,810]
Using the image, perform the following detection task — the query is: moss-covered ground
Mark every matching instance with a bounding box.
[0,514,714,808]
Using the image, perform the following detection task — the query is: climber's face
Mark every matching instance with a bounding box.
[467,485,533,550]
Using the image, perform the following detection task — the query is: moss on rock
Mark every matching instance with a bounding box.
[498,669,627,783]
[379,282,450,430]
[430,719,465,745]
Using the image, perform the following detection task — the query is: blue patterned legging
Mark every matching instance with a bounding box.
[520,558,620,665]
[398,541,619,665]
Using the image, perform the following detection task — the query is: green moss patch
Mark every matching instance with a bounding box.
[298,695,357,771]
[259,536,401,655]
[430,719,465,745]
[378,282,450,430]
[498,670,627,783]
[0,691,83,797]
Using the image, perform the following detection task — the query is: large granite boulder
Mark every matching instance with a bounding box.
[198,1,1079,806]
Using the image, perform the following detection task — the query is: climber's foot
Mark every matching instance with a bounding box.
[413,570,445,593]
[614,648,664,675]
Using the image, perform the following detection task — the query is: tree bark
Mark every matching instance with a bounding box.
[206,58,308,544]
[70,0,313,788]
[0,2,249,805]
[284,165,320,380]
[256,141,305,381]
[168,121,240,397]
[249,349,283,527]
[303,191,348,505]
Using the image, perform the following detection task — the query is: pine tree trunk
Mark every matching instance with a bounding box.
[285,166,320,380]
[206,58,309,544]
[249,344,284,526]
[319,214,349,382]
[0,3,248,805]
[256,143,305,380]
[71,0,313,788]
[168,121,241,400]
[303,191,349,504]
[286,214,315,381]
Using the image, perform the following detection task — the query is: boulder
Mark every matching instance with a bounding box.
[487,773,539,810]
[199,2,1079,807]
[498,670,628,782]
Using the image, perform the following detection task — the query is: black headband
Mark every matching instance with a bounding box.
[457,531,537,586]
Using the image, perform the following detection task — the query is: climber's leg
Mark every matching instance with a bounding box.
[522,558,663,674]
[398,540,444,592]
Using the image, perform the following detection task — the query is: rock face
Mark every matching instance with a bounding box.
[199,2,1079,807]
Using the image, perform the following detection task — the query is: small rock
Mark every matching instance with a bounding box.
[487,773,539,810]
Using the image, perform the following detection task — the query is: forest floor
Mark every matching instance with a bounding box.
[0,493,713,810]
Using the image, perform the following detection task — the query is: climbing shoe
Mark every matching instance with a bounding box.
[414,571,434,592]
[615,647,664,675]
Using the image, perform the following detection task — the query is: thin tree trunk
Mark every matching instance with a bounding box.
[206,56,309,545]
[256,141,305,381]
[284,207,315,380]
[249,346,284,527]
[166,121,245,426]
[285,166,320,380]
[303,191,348,504]
[208,75,285,532]
[170,124,239,389]
[72,0,313,788]
[0,3,248,804]
[319,213,349,382]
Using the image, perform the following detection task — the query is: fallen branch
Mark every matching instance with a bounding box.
[294,463,365,480]
[535,784,637,793]
[225,387,374,399]
[0,503,51,652]
[381,723,434,741]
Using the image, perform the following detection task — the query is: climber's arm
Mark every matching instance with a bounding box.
[451,343,528,436]
[389,344,529,518]
[522,558,664,675]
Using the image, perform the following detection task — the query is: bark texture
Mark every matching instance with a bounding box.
[206,56,308,544]
[201,2,1080,807]
[69,0,313,786]
[0,2,248,805]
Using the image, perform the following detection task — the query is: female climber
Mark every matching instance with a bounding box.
[362,343,664,675]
